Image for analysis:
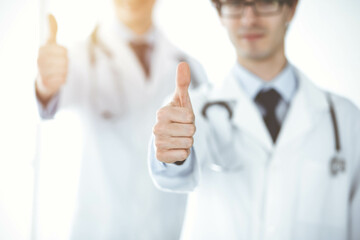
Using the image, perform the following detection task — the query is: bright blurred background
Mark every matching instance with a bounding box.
[0,0,359,239]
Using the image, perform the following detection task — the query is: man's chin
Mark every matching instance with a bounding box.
[238,49,272,61]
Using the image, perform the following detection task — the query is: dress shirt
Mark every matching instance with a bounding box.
[234,62,298,124]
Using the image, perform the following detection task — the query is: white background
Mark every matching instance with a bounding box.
[0,0,359,239]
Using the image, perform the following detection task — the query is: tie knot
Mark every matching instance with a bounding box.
[129,41,150,52]
[255,88,281,112]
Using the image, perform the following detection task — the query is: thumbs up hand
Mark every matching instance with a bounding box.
[36,14,68,105]
[153,62,196,164]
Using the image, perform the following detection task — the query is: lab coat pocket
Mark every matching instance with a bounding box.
[297,159,348,228]
[298,161,328,224]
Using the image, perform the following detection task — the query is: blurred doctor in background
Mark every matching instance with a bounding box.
[35,0,207,239]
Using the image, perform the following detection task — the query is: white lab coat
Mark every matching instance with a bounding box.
[36,21,207,240]
[150,69,360,240]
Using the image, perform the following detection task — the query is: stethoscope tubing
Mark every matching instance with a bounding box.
[201,92,343,175]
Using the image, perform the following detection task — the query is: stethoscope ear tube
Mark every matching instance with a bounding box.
[89,25,113,67]
[327,93,341,152]
[202,101,233,120]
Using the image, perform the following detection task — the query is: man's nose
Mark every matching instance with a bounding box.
[240,4,258,26]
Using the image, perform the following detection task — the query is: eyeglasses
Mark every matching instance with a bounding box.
[220,0,285,18]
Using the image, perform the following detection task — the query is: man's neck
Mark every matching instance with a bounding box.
[116,11,153,36]
[123,19,153,35]
[238,52,288,82]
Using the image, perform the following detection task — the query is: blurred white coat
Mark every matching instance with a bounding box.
[36,20,207,240]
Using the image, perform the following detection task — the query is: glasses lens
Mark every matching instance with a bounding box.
[255,0,281,14]
[221,3,243,18]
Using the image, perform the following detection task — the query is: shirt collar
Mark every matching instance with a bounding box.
[232,62,298,103]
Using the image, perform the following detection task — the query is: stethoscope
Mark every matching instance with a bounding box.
[202,100,244,172]
[327,93,346,176]
[201,92,346,177]
[88,25,126,120]
[87,25,202,121]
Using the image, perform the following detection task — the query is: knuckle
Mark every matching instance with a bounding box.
[188,124,196,136]
[156,108,166,121]
[185,109,195,122]
[189,137,194,147]
[184,137,193,148]
[155,151,164,162]
[153,124,168,136]
[37,54,47,64]
[185,114,191,123]
[38,46,47,54]
[152,124,161,135]
[154,138,160,148]
[60,46,67,53]
[189,113,195,123]
[180,149,190,160]
[39,47,53,58]
[42,79,52,89]
[154,137,165,149]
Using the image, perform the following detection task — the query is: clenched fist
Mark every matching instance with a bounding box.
[36,14,68,104]
[153,62,196,164]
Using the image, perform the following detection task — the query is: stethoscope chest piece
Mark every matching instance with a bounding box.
[330,154,346,176]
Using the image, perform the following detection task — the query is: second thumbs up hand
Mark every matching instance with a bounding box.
[36,14,68,104]
[153,62,196,164]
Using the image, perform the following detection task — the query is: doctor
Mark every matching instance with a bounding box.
[150,0,360,239]
[35,0,207,239]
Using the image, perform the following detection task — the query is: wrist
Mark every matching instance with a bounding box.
[35,77,56,105]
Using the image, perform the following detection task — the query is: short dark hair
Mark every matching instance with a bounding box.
[211,0,298,15]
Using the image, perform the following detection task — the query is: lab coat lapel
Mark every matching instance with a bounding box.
[100,23,179,92]
[149,32,179,89]
[210,74,273,152]
[99,22,146,83]
[276,70,328,149]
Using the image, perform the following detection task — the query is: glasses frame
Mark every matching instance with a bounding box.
[220,0,286,18]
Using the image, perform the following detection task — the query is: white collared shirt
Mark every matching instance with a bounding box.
[232,62,298,124]
[111,19,156,44]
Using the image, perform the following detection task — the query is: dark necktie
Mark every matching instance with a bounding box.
[129,41,151,78]
[255,89,282,143]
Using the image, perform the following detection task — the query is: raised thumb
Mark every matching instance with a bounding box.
[47,14,58,44]
[175,62,192,108]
